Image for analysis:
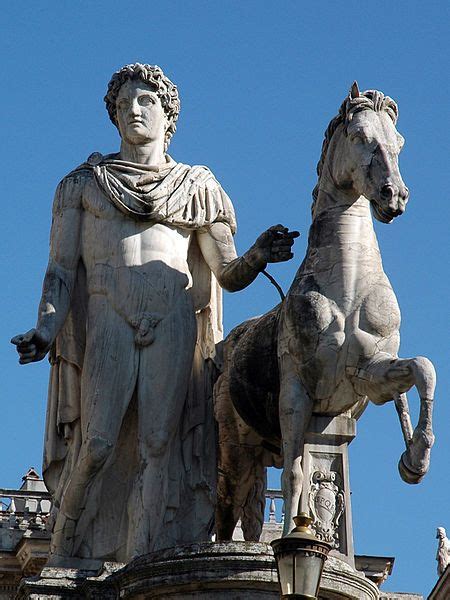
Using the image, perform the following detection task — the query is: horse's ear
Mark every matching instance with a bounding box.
[350,81,360,99]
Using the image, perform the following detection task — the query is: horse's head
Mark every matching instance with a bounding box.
[315,82,409,223]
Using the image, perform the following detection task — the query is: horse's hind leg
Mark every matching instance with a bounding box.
[354,354,436,483]
[241,453,267,541]
[216,433,263,540]
[215,369,263,540]
[279,354,313,535]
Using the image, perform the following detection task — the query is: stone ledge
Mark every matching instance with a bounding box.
[118,542,279,599]
[320,556,380,599]
[17,542,396,600]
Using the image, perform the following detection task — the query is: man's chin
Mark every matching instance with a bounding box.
[123,132,152,145]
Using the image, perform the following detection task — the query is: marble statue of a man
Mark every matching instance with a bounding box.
[12,63,298,565]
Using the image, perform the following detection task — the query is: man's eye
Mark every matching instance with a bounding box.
[118,100,129,110]
[139,96,154,106]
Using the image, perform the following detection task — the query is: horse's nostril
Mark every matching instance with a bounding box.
[401,186,409,201]
[380,184,395,200]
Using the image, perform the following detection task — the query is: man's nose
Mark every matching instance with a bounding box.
[130,99,141,115]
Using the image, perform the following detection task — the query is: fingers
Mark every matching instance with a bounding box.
[268,224,287,233]
[18,344,38,364]
[271,238,297,255]
[11,329,47,363]
[268,252,294,263]
[264,225,300,264]
[272,237,296,248]
[11,329,36,346]
[268,225,300,240]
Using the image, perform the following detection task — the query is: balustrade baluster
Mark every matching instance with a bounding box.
[269,496,276,523]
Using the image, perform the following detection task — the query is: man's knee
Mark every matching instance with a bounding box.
[81,436,113,474]
[140,431,170,458]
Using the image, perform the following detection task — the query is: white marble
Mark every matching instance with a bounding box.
[436,527,450,576]
[11,63,298,565]
[215,82,436,540]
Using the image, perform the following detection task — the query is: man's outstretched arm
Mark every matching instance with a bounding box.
[11,176,82,364]
[197,222,299,293]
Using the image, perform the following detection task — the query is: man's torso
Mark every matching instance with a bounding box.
[80,173,194,322]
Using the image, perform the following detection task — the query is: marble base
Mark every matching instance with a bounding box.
[300,414,357,567]
[17,542,380,599]
[322,556,380,599]
[16,561,122,599]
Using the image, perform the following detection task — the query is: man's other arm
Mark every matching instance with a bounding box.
[11,175,83,363]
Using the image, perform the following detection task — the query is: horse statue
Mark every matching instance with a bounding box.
[214,82,436,541]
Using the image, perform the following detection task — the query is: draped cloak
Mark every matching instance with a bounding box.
[42,153,236,560]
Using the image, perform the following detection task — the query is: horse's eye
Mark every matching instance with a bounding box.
[351,134,370,145]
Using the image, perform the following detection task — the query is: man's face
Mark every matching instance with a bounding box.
[116,79,168,146]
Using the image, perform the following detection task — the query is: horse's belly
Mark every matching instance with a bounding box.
[228,307,281,444]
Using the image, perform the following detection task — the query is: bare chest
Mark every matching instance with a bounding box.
[80,179,192,270]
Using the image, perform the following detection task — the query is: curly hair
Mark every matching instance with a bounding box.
[104,63,180,150]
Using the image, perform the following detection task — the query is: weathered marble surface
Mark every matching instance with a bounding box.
[18,543,279,599]
[299,415,355,567]
[436,527,450,576]
[215,83,436,540]
[11,63,298,565]
[17,542,390,600]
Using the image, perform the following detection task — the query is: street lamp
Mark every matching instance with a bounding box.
[271,512,331,599]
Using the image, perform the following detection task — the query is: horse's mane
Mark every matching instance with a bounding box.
[311,90,399,215]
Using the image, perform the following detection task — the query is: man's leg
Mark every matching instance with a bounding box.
[50,296,138,561]
[127,294,197,557]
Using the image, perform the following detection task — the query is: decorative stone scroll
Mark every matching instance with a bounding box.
[299,414,356,566]
[309,469,345,548]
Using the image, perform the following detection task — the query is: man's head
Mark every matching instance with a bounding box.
[105,63,180,150]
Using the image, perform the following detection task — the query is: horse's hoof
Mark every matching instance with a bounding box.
[398,452,427,485]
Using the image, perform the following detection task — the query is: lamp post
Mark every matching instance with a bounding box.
[271,512,331,599]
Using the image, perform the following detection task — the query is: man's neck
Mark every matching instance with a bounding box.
[119,140,166,166]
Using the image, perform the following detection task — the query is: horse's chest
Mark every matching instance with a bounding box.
[358,288,401,338]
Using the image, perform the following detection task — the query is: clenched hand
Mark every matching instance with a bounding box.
[11,329,51,364]
[245,224,300,270]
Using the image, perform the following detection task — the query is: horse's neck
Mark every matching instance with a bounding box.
[294,185,384,308]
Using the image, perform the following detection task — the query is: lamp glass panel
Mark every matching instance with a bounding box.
[293,553,324,596]
[277,553,294,595]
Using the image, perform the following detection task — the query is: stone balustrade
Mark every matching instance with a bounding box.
[0,481,52,598]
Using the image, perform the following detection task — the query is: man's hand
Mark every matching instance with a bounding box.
[11,329,52,364]
[244,224,300,271]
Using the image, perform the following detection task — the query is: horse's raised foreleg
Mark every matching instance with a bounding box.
[279,354,313,535]
[353,354,436,484]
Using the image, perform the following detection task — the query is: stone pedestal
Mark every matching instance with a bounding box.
[299,414,356,567]
[17,541,382,600]
[17,542,279,599]
[321,556,379,599]
[116,542,279,599]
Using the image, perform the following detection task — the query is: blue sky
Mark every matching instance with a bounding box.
[1,1,448,595]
